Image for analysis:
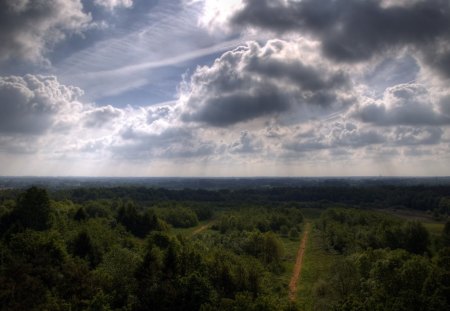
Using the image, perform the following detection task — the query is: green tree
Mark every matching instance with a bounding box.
[442,221,450,247]
[403,221,430,254]
[74,207,88,221]
[15,186,52,231]
[71,231,101,267]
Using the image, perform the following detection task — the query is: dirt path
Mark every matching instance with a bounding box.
[288,222,311,301]
[190,221,214,237]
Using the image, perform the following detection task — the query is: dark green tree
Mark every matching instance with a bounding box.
[15,186,52,231]
[74,207,88,221]
[442,221,450,247]
[71,231,101,267]
[403,221,430,254]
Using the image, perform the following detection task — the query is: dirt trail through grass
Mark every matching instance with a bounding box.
[289,222,311,301]
[190,221,214,237]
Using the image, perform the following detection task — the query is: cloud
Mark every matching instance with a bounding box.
[0,74,83,134]
[352,83,450,126]
[179,39,353,127]
[0,73,216,162]
[147,106,171,124]
[83,105,123,128]
[94,0,133,10]
[229,131,261,154]
[283,121,385,153]
[114,126,216,160]
[0,0,92,63]
[196,0,244,32]
[390,127,443,146]
[219,0,450,77]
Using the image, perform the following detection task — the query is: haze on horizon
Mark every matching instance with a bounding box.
[1,0,450,177]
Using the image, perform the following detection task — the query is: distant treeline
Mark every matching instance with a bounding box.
[46,185,450,213]
[2,176,450,191]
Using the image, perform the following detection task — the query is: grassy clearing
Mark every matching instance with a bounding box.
[277,221,309,300]
[278,208,334,304]
[423,222,445,238]
[376,208,445,223]
[279,235,304,296]
[170,220,214,237]
[295,226,340,311]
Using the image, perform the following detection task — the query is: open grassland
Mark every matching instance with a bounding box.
[295,227,341,311]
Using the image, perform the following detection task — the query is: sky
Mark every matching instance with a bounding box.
[0,0,450,177]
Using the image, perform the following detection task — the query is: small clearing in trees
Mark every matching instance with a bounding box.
[289,222,311,301]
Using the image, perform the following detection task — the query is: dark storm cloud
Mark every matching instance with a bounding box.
[245,53,350,92]
[0,0,91,62]
[232,0,450,75]
[180,40,352,127]
[0,75,83,134]
[182,88,290,127]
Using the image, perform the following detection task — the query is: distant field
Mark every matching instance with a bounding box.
[423,222,445,237]
[376,208,446,223]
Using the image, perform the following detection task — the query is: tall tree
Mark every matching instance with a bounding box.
[15,186,52,231]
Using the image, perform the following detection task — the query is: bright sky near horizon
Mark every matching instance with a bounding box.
[0,0,450,177]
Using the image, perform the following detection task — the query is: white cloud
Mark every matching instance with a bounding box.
[94,0,133,10]
[196,0,244,32]
[83,105,124,128]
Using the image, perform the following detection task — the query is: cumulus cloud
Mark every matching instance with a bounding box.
[232,0,449,55]
[83,105,123,128]
[352,84,450,126]
[179,39,354,127]
[147,106,171,124]
[213,0,450,77]
[0,0,92,63]
[0,74,83,134]
[283,121,385,154]
[0,73,216,162]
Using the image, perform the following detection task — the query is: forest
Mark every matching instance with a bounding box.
[0,184,449,310]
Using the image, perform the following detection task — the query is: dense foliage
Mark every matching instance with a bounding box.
[0,186,448,310]
[52,185,450,217]
[0,187,304,310]
[318,208,430,254]
[314,208,450,310]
